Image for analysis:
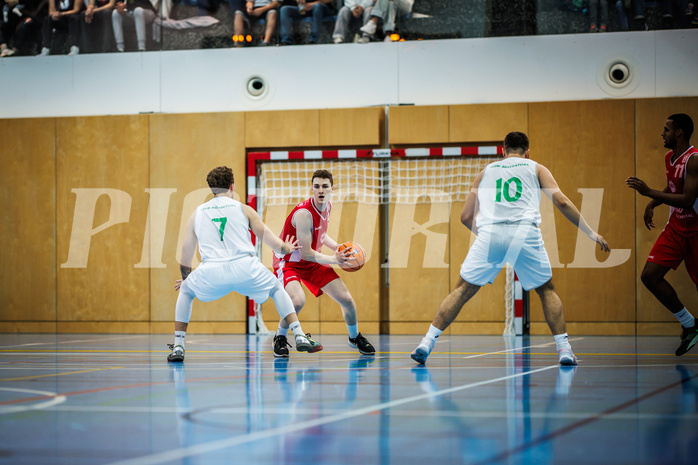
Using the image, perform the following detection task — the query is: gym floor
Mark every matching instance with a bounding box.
[0,333,696,464]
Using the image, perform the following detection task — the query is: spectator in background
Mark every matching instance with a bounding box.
[660,0,692,28]
[631,0,646,29]
[81,0,114,52]
[234,0,279,46]
[2,0,47,56]
[112,0,156,51]
[1,0,28,56]
[332,0,372,43]
[613,0,629,30]
[279,0,334,45]
[40,0,82,55]
[359,0,409,42]
[588,0,609,31]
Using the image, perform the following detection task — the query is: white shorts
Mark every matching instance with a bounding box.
[459,222,552,291]
[181,255,278,303]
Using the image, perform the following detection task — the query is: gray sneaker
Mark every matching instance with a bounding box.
[167,344,185,362]
[295,333,323,353]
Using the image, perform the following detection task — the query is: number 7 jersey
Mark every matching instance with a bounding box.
[194,196,256,262]
[476,157,542,229]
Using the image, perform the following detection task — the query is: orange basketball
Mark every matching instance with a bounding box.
[337,241,366,272]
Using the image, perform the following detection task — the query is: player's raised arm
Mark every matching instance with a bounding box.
[243,205,300,255]
[460,170,483,234]
[538,164,610,252]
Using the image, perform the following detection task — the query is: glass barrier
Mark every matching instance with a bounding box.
[0,0,695,57]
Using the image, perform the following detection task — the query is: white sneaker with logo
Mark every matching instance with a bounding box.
[558,346,578,366]
[411,337,435,364]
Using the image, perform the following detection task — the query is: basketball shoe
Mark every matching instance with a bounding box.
[348,333,375,355]
[167,344,185,362]
[557,346,578,366]
[273,334,291,358]
[296,333,323,353]
[676,325,698,356]
[411,337,435,364]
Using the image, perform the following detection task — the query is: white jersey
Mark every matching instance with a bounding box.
[475,157,542,229]
[194,196,255,262]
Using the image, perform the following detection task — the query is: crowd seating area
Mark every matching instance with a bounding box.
[1,0,696,56]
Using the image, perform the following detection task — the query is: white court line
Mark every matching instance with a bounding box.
[461,337,585,360]
[0,335,144,349]
[0,387,67,415]
[107,364,558,465]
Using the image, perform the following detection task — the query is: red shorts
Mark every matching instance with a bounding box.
[273,260,340,297]
[647,223,698,284]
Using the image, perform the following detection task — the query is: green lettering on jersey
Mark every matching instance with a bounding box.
[495,177,523,202]
[212,217,227,241]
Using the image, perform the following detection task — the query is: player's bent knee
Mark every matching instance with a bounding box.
[270,281,295,319]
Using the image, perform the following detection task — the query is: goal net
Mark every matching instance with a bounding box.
[247,147,522,336]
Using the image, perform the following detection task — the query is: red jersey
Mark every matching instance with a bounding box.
[665,146,698,234]
[274,198,331,265]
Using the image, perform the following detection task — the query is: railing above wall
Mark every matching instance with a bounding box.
[0,28,696,118]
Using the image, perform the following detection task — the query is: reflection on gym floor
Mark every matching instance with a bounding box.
[0,334,696,464]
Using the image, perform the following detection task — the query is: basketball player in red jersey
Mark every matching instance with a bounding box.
[272,169,376,357]
[626,113,698,356]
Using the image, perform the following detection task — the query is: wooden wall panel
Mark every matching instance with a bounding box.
[528,100,636,327]
[0,118,56,325]
[450,103,528,143]
[246,110,319,148]
[319,107,384,147]
[635,98,698,323]
[149,113,247,329]
[388,201,451,323]
[56,116,150,325]
[389,105,449,145]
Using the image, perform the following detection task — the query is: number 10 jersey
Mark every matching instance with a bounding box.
[476,157,542,230]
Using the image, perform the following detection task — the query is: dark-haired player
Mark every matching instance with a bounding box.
[411,131,610,366]
[167,166,321,362]
[272,169,376,357]
[626,113,698,356]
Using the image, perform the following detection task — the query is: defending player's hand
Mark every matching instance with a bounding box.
[643,204,656,230]
[280,235,301,255]
[591,233,610,252]
[625,176,650,196]
[174,279,183,292]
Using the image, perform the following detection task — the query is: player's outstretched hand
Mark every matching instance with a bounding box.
[592,233,610,252]
[174,279,183,292]
[625,176,650,196]
[280,235,301,255]
[643,205,656,230]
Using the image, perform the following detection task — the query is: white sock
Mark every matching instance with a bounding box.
[426,324,443,342]
[554,333,571,350]
[277,321,289,337]
[347,324,359,339]
[288,321,304,338]
[674,308,695,328]
[174,331,186,348]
